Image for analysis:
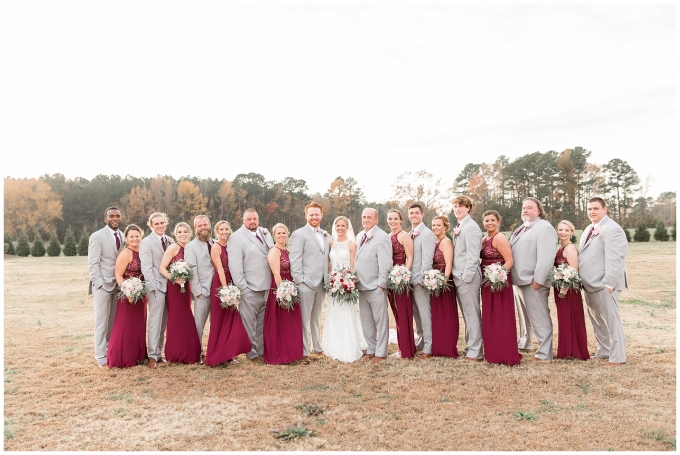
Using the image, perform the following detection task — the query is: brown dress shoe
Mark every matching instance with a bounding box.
[147,358,157,369]
[415,353,433,360]
[157,357,167,364]
[371,356,386,363]
[361,353,374,360]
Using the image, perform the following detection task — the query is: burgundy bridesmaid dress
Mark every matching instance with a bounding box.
[553,245,590,360]
[165,245,201,364]
[107,249,148,368]
[430,239,459,358]
[205,243,252,366]
[263,248,304,364]
[480,233,522,365]
[387,232,416,359]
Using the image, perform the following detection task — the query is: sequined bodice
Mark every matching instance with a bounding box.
[480,233,504,267]
[124,249,144,280]
[279,248,292,280]
[433,240,445,272]
[219,243,232,283]
[171,245,185,263]
[555,245,568,266]
[391,232,406,266]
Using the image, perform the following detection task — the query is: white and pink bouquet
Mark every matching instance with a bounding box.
[421,269,450,297]
[387,265,412,294]
[325,267,359,306]
[216,284,242,310]
[276,279,299,310]
[551,264,582,297]
[116,277,146,304]
[169,260,195,293]
[482,263,509,293]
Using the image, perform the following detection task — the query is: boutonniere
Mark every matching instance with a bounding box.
[366,232,373,240]
[323,231,329,238]
[592,227,601,237]
[453,227,461,237]
[261,228,270,237]
[412,230,420,238]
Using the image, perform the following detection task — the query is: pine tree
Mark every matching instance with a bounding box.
[624,227,631,243]
[4,232,15,255]
[653,220,669,241]
[16,231,30,256]
[47,231,62,256]
[30,235,46,257]
[633,219,650,242]
[77,230,89,256]
[63,227,77,256]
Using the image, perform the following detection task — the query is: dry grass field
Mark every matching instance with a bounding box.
[3,242,676,451]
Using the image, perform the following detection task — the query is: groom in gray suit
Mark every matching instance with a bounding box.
[140,212,171,368]
[407,203,437,359]
[355,208,392,363]
[87,206,124,367]
[510,197,557,361]
[288,202,331,359]
[227,208,274,361]
[185,215,215,356]
[451,195,483,361]
[579,197,628,366]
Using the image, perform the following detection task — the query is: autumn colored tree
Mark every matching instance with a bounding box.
[124,186,155,228]
[47,231,62,256]
[63,227,77,256]
[391,170,452,223]
[173,180,208,224]
[4,178,63,238]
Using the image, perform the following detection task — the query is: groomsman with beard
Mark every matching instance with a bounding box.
[184,215,216,360]
[88,206,124,367]
[139,212,172,368]
[579,197,628,366]
[509,197,557,361]
[288,202,331,360]
[228,208,274,361]
[451,195,484,361]
[407,203,437,360]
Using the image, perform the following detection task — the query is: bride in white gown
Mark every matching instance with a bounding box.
[321,216,368,362]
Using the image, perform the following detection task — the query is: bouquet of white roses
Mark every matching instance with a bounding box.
[482,263,509,293]
[421,269,450,297]
[387,264,412,294]
[116,276,146,304]
[276,279,299,310]
[325,267,359,306]
[216,284,242,310]
[551,263,582,297]
[169,260,195,293]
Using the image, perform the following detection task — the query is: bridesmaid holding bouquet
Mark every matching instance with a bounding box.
[429,216,459,358]
[107,225,148,368]
[159,222,201,364]
[205,220,252,366]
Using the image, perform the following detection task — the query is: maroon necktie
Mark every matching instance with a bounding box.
[114,231,120,250]
[207,241,212,255]
[409,231,415,239]
[584,226,595,244]
[256,232,264,244]
[161,236,167,251]
[360,233,369,246]
[514,225,527,238]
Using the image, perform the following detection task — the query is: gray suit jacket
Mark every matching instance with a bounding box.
[227,226,274,292]
[185,238,216,298]
[509,218,558,287]
[288,224,331,291]
[88,226,124,293]
[354,227,392,291]
[409,225,437,285]
[451,216,483,286]
[578,215,628,292]
[139,233,170,294]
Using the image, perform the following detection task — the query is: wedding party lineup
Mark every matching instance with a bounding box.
[89,195,628,370]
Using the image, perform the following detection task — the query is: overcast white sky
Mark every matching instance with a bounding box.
[1,1,676,202]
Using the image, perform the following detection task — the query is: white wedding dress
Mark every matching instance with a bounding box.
[321,239,368,362]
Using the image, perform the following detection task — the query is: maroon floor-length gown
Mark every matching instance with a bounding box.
[387,232,416,359]
[107,249,148,368]
[165,246,201,364]
[553,245,590,360]
[205,243,252,366]
[480,233,522,365]
[263,248,304,364]
[430,239,459,358]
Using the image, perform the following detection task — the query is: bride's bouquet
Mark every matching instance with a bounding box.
[216,284,242,310]
[421,269,451,297]
[387,265,412,294]
[169,260,194,293]
[482,263,509,293]
[276,280,299,310]
[551,263,582,297]
[116,277,146,304]
[325,267,359,306]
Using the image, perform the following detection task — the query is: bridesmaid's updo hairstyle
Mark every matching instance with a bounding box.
[482,210,502,222]
[433,215,450,231]
[124,224,143,238]
[557,220,575,234]
[272,223,289,235]
[387,209,403,221]
[214,220,232,236]
[173,221,192,238]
